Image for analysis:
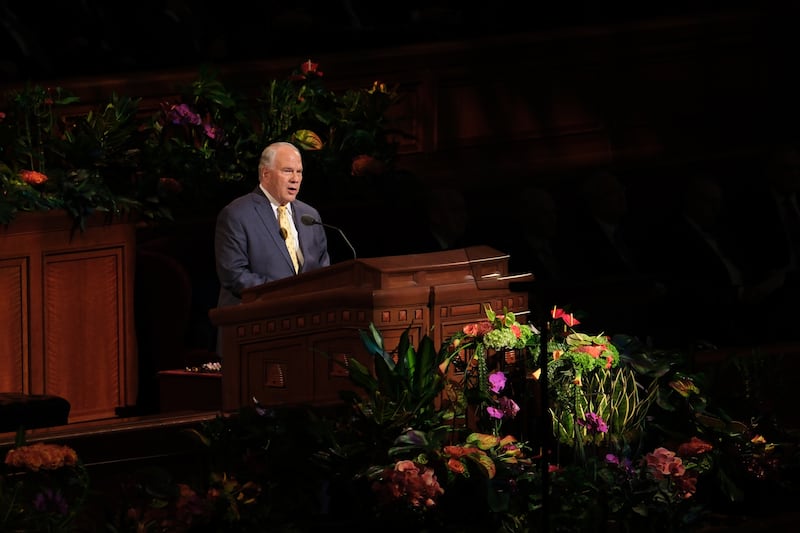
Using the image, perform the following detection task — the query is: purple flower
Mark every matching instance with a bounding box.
[489,371,507,394]
[606,453,635,476]
[203,121,223,140]
[577,412,608,434]
[499,396,520,419]
[167,103,202,126]
[33,488,69,516]
[487,406,504,419]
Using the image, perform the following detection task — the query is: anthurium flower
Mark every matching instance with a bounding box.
[301,59,323,77]
[551,306,580,326]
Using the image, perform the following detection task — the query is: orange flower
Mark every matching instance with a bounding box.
[351,154,386,176]
[677,436,714,456]
[446,457,467,474]
[20,169,48,185]
[4,442,79,471]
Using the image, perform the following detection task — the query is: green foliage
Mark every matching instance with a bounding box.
[343,323,448,432]
[1,60,404,227]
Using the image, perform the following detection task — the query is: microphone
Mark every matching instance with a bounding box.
[279,227,288,240]
[301,214,357,259]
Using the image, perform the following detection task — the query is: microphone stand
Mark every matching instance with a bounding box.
[301,215,357,260]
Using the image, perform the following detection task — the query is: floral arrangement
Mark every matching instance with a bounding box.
[0,86,152,228]
[440,304,537,434]
[2,304,798,531]
[0,60,403,227]
[1,441,89,532]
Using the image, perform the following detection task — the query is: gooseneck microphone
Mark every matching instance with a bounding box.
[300,214,357,259]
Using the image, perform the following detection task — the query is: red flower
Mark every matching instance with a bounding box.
[301,59,323,77]
[290,59,324,80]
[551,306,580,326]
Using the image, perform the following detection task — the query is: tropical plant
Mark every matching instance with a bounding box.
[0,85,161,228]
[1,60,405,228]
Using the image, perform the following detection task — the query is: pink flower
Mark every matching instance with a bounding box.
[487,406,504,419]
[644,447,685,478]
[499,397,520,418]
[463,323,479,336]
[371,460,444,509]
[489,371,507,393]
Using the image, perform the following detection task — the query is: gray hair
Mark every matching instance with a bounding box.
[258,142,300,176]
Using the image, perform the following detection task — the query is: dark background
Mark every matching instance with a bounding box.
[1,1,771,84]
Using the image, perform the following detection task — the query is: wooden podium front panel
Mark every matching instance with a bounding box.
[310,329,374,405]
[243,337,314,407]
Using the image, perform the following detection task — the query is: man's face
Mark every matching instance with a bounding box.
[262,147,303,205]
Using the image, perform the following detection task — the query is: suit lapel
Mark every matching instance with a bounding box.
[251,192,295,271]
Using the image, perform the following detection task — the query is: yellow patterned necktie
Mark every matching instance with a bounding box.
[277,205,299,273]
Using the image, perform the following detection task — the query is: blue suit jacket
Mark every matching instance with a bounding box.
[214,188,330,308]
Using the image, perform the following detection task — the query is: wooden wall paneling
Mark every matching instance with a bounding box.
[43,249,124,421]
[0,257,28,392]
[0,212,138,423]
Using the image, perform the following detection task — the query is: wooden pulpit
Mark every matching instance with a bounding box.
[208,246,532,412]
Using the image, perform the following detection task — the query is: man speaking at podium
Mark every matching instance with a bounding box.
[214,141,331,312]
